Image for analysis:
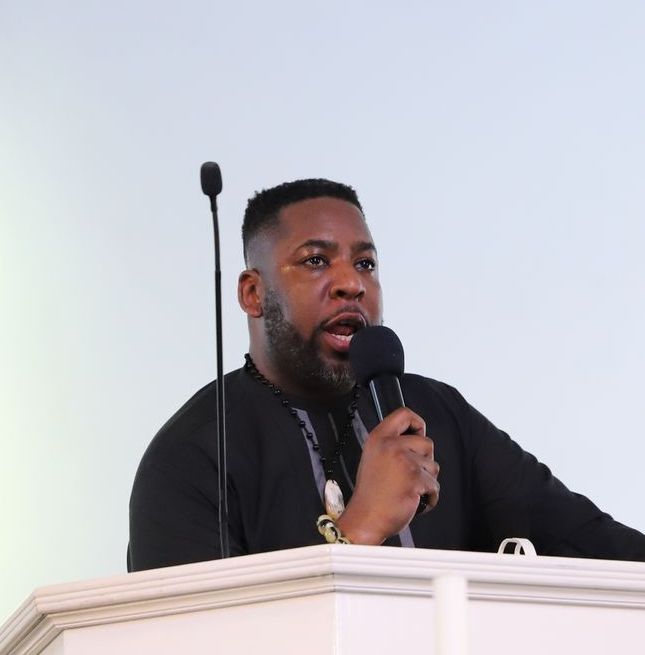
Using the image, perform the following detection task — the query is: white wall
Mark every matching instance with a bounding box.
[1,1,644,623]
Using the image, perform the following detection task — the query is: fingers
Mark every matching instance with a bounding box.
[369,406,439,485]
[394,439,440,513]
[356,406,441,532]
[420,464,440,512]
[374,407,426,439]
[410,444,440,514]
[406,434,434,458]
[422,459,440,479]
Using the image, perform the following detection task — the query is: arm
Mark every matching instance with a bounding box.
[128,444,245,571]
[459,392,645,560]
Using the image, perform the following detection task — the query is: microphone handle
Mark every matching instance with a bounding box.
[367,374,428,515]
[368,374,405,421]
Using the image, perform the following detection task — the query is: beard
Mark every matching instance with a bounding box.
[262,289,355,395]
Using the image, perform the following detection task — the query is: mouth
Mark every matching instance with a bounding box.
[320,312,367,353]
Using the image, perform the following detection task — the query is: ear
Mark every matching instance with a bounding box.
[238,269,264,317]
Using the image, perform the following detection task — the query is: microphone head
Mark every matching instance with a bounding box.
[349,326,405,386]
[200,161,223,197]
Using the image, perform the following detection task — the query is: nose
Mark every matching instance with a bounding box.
[329,262,366,300]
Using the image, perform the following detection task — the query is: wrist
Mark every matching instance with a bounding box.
[336,506,387,546]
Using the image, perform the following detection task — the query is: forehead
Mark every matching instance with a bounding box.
[273,196,374,251]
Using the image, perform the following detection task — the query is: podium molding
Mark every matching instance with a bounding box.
[3,544,645,655]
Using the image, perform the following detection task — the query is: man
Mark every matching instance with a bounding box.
[128,178,645,572]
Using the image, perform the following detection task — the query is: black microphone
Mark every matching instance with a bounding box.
[349,326,429,514]
[201,162,223,207]
[200,161,229,558]
[349,326,406,421]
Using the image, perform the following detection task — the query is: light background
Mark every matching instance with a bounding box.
[1,1,644,624]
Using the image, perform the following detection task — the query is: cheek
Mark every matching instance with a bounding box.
[367,279,383,312]
[281,286,323,329]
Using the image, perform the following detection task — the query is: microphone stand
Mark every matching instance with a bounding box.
[200,161,230,558]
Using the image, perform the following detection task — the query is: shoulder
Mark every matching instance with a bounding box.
[400,373,495,450]
[139,367,255,466]
[401,372,470,413]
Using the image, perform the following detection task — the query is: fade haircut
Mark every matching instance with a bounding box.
[242,178,364,263]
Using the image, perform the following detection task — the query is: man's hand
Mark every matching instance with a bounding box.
[336,407,440,545]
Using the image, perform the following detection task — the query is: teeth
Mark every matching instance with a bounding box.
[332,334,353,342]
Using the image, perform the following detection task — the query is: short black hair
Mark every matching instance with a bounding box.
[242,178,363,262]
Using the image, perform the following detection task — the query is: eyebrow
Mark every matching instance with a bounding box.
[295,239,378,255]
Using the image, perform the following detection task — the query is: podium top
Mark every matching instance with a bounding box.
[2,545,645,655]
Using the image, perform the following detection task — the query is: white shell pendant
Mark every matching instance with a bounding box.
[324,479,345,521]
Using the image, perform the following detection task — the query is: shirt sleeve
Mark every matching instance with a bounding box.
[128,441,246,572]
[451,386,645,561]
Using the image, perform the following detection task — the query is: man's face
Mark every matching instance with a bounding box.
[251,197,383,395]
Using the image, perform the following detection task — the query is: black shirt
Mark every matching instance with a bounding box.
[128,367,645,571]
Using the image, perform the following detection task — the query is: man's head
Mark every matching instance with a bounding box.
[242,179,364,265]
[238,179,383,399]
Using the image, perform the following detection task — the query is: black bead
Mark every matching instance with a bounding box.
[244,352,359,479]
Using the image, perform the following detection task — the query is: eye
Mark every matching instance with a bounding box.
[303,254,328,267]
[355,258,376,271]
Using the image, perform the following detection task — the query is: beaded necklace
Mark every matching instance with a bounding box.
[244,353,359,519]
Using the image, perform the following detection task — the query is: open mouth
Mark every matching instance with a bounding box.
[321,313,366,351]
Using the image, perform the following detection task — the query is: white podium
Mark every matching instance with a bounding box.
[2,545,645,655]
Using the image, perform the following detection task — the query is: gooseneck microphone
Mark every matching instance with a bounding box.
[200,161,229,558]
[201,162,223,207]
[349,326,428,514]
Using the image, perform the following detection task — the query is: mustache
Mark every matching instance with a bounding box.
[318,305,370,332]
